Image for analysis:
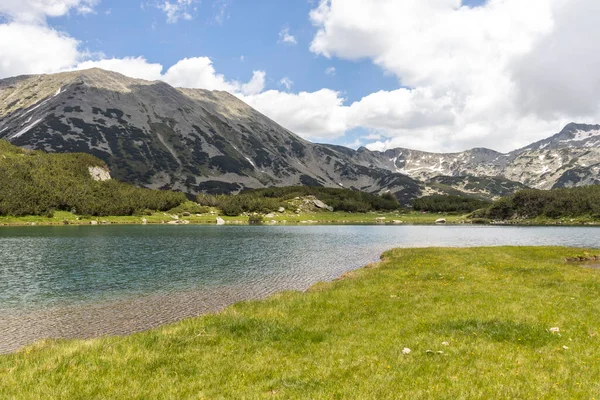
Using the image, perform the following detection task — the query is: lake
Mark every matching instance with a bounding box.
[1,224,599,353]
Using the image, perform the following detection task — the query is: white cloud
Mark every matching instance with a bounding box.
[0,23,81,78]
[302,0,600,152]
[279,77,293,91]
[278,28,297,45]
[76,56,266,95]
[240,71,266,95]
[0,0,98,23]
[511,0,600,119]
[76,57,164,81]
[0,0,99,79]
[3,0,599,155]
[157,0,197,23]
[243,89,349,140]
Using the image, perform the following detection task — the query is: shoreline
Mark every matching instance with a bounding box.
[0,250,388,355]
[4,246,600,398]
[1,210,599,228]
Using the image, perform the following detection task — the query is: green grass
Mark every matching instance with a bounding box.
[3,247,600,398]
[0,211,465,226]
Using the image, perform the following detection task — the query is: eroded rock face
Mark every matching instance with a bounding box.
[88,166,111,181]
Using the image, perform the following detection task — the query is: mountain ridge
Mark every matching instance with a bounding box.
[1,68,599,201]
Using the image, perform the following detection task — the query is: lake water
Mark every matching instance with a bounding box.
[1,224,599,353]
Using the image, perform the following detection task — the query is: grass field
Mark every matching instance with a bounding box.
[0,210,465,226]
[2,247,600,398]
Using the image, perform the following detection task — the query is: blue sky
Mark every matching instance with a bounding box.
[49,0,403,105]
[2,0,594,153]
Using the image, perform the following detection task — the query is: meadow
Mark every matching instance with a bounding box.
[2,247,600,399]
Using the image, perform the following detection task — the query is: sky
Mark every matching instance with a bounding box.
[1,0,599,153]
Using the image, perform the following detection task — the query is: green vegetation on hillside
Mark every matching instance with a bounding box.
[473,185,600,221]
[3,247,600,398]
[0,140,186,217]
[412,195,491,213]
[197,186,402,216]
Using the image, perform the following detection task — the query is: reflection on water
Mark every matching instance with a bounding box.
[1,225,599,352]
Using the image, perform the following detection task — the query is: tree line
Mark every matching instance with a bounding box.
[412,195,491,214]
[473,186,600,220]
[197,186,402,216]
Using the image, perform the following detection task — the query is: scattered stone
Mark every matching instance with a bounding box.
[171,215,179,220]
[167,220,180,225]
[278,207,285,213]
[265,213,276,218]
[88,166,111,182]
[182,212,191,217]
[392,220,404,224]
[195,214,202,217]
[216,217,225,225]
[90,220,98,225]
[402,348,411,355]
[313,199,334,212]
[376,217,386,221]
[435,218,447,224]
[141,218,147,225]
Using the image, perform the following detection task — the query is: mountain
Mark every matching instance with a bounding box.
[355,123,600,190]
[1,68,599,203]
[0,69,424,203]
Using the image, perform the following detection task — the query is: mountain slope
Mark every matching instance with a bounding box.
[0,69,425,203]
[1,69,599,202]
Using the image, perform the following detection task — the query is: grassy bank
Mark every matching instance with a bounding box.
[2,247,600,398]
[0,210,465,226]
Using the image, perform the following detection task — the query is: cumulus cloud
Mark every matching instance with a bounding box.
[0,0,97,79]
[512,0,600,119]
[76,56,266,95]
[243,89,349,140]
[3,0,600,153]
[240,70,266,95]
[299,0,600,152]
[0,0,98,23]
[76,57,164,81]
[0,23,80,78]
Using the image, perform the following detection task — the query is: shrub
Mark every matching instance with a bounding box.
[248,215,264,225]
[476,185,600,220]
[0,140,187,217]
[413,195,491,214]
